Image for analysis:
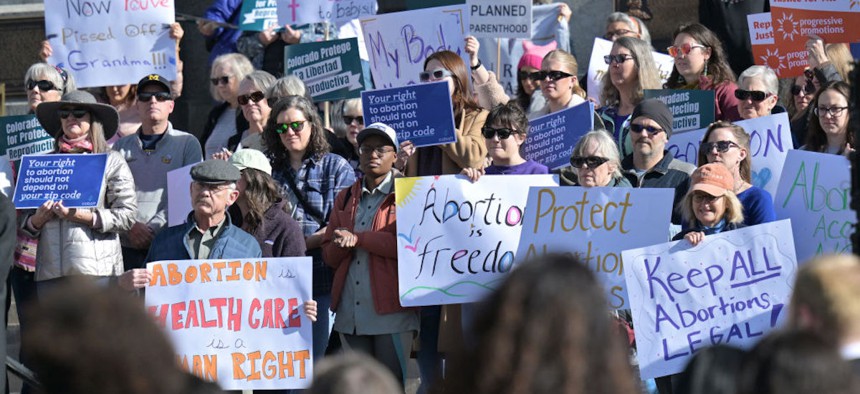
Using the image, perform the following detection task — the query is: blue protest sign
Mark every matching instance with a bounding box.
[522,102,594,170]
[13,154,108,209]
[284,38,365,102]
[361,81,456,148]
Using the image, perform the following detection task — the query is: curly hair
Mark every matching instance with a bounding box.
[263,95,330,167]
[424,50,480,123]
[804,81,855,154]
[599,37,662,108]
[697,121,752,183]
[665,23,735,88]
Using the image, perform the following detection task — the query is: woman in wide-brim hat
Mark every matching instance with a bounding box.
[21,90,137,291]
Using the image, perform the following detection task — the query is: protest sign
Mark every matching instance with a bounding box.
[586,37,675,103]
[362,81,456,148]
[278,0,376,26]
[748,12,808,78]
[395,174,558,306]
[0,158,12,198]
[623,220,797,379]
[774,150,854,263]
[0,115,54,163]
[45,0,177,88]
[13,154,107,209]
[241,0,278,31]
[644,90,715,133]
[360,5,469,89]
[517,187,674,309]
[468,0,531,39]
[771,1,860,47]
[284,38,364,102]
[523,102,594,170]
[167,163,195,227]
[146,257,314,390]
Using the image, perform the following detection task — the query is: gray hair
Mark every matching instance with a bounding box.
[25,63,76,94]
[606,12,652,46]
[738,65,779,96]
[267,75,313,102]
[243,70,276,95]
[209,53,254,101]
[572,130,623,180]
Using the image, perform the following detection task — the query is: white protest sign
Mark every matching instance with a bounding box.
[468,0,531,39]
[623,220,797,379]
[516,186,674,309]
[395,174,558,306]
[167,163,195,227]
[774,150,855,262]
[278,0,377,26]
[360,5,469,89]
[146,257,314,390]
[45,0,177,88]
[586,37,675,103]
[0,157,12,197]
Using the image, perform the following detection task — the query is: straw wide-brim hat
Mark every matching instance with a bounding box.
[36,90,120,141]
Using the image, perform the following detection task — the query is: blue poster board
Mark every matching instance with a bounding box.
[523,102,594,170]
[13,153,108,209]
[361,81,457,148]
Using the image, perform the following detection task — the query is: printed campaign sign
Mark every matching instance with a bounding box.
[623,220,797,379]
[167,163,195,227]
[395,174,558,306]
[360,5,469,89]
[146,257,314,390]
[468,0,531,39]
[771,1,860,46]
[45,0,177,88]
[774,150,855,262]
[586,37,675,103]
[13,154,107,209]
[517,187,674,309]
[644,90,715,133]
[241,0,279,31]
[523,102,594,170]
[748,12,808,78]
[0,115,54,162]
[284,38,364,102]
[362,81,456,148]
[278,0,376,26]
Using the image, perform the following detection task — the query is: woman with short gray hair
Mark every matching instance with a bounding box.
[560,130,631,187]
[736,65,780,120]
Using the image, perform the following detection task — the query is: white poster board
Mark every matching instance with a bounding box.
[277,0,377,26]
[586,37,675,103]
[467,0,531,39]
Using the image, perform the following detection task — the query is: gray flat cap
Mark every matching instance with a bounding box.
[190,160,241,184]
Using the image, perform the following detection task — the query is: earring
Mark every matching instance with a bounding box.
[703,62,709,77]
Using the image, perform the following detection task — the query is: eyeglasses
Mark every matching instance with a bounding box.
[137,92,172,102]
[629,123,664,135]
[604,29,635,40]
[604,54,635,65]
[692,192,720,204]
[529,70,573,82]
[419,69,453,82]
[343,115,364,125]
[701,140,740,153]
[192,182,232,193]
[734,89,771,102]
[237,91,265,106]
[570,156,610,168]
[26,79,58,91]
[58,109,88,119]
[814,106,848,117]
[210,75,231,86]
[358,145,395,156]
[517,70,533,81]
[275,121,307,134]
[667,43,707,58]
[481,127,517,140]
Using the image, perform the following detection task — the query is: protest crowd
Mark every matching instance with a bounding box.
[3,0,860,393]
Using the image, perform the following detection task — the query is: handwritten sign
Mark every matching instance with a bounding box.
[278,0,376,26]
[644,90,716,133]
[623,220,797,379]
[517,187,674,309]
[748,12,808,78]
[586,37,675,103]
[0,115,54,163]
[774,150,854,263]
[167,163,195,227]
[284,38,364,102]
[468,0,531,39]
[523,102,594,170]
[241,0,278,31]
[361,81,456,148]
[146,257,313,390]
[395,174,558,306]
[13,153,107,209]
[45,0,177,88]
[360,5,469,89]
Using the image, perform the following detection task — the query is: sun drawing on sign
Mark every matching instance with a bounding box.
[760,48,787,76]
[776,13,800,42]
[395,177,423,208]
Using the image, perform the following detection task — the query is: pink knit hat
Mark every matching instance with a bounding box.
[518,40,558,70]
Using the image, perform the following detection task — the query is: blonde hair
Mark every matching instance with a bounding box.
[825,43,853,83]
[209,53,254,101]
[679,189,744,226]
[542,49,586,99]
[790,254,860,346]
[599,37,662,108]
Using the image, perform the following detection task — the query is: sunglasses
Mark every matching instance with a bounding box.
[701,140,739,153]
[604,29,634,40]
[275,121,307,134]
[26,79,58,91]
[529,70,573,82]
[734,89,771,102]
[570,156,610,168]
[58,109,88,119]
[630,123,664,135]
[137,92,172,102]
[210,75,231,86]
[667,43,707,58]
[517,70,533,81]
[343,115,364,125]
[814,106,849,117]
[604,54,635,65]
[237,91,265,105]
[419,69,453,82]
[791,81,816,96]
[481,127,517,140]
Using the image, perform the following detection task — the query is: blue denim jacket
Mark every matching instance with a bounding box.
[145,212,261,263]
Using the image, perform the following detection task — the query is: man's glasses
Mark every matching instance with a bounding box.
[358,145,395,156]
[26,79,58,91]
[529,70,573,82]
[343,115,363,125]
[604,54,635,65]
[419,69,453,82]
[210,75,231,86]
[481,127,517,140]
[667,43,707,58]
[701,140,740,153]
[275,121,307,134]
[734,89,771,102]
[58,109,88,119]
[138,92,172,102]
[629,123,664,135]
[237,91,265,105]
[570,156,610,169]
[814,106,849,117]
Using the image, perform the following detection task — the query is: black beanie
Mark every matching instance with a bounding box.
[631,98,673,138]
